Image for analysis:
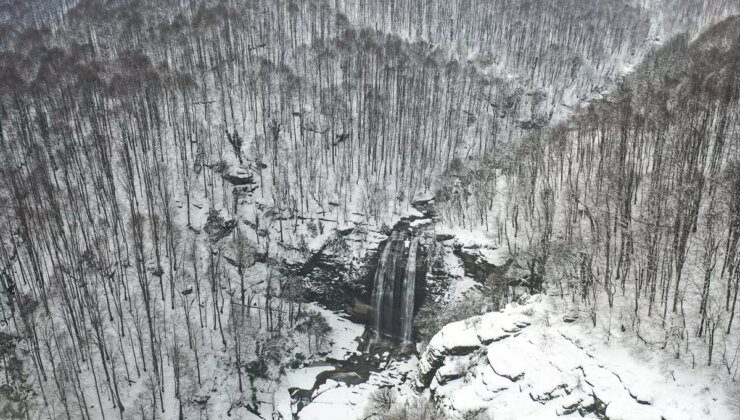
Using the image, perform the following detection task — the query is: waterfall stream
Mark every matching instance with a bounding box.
[370,230,419,343]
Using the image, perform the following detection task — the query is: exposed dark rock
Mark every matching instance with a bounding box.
[517,116,548,130]
[244,403,262,418]
[579,392,608,417]
[329,372,364,385]
[290,353,392,418]
[233,185,258,196]
[192,395,210,407]
[563,311,579,323]
[337,226,354,236]
[410,198,437,219]
[290,388,313,413]
[629,390,652,405]
[454,246,500,282]
[203,210,237,242]
[559,397,584,415]
[206,160,227,173]
[452,246,512,310]
[287,237,354,312]
[529,383,569,403]
[435,362,467,385]
[81,249,94,262]
[412,197,434,206]
[478,333,510,345]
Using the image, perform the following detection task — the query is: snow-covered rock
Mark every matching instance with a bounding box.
[222,166,257,186]
[413,295,734,419]
[416,298,536,389]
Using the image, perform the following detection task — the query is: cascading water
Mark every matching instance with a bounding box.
[371,231,398,338]
[371,230,419,343]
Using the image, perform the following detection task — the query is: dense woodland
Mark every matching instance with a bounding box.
[0,0,739,418]
[437,15,740,366]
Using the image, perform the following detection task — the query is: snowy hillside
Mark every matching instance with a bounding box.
[0,0,739,419]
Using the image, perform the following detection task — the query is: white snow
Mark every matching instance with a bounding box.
[402,207,425,219]
[273,308,365,419]
[284,366,336,389]
[436,226,498,248]
[298,357,419,420]
[478,247,510,266]
[310,306,366,360]
[414,295,736,419]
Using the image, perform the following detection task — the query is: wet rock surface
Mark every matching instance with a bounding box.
[288,200,439,418]
[452,245,509,283]
[356,201,435,339]
[290,237,355,312]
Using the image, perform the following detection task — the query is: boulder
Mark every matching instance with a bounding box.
[222,167,256,186]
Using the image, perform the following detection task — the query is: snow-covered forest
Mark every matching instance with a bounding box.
[0,0,739,418]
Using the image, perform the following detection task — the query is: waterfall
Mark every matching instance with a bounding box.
[371,230,419,343]
[371,231,398,338]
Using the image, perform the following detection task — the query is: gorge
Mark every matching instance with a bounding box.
[1,0,739,419]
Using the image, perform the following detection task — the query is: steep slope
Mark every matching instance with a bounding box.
[0,1,738,419]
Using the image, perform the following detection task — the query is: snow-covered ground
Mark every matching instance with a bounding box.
[298,295,737,419]
[273,308,366,419]
[298,357,418,420]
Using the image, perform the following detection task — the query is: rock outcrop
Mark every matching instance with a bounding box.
[413,295,729,419]
[203,210,237,242]
[415,296,534,390]
[222,167,257,186]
